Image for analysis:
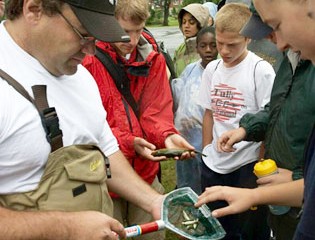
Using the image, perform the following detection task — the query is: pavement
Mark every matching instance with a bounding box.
[147,26,183,58]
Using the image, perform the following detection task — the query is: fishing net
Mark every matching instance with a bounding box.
[163,187,226,240]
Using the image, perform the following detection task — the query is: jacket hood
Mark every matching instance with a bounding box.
[95,32,160,75]
[178,4,209,30]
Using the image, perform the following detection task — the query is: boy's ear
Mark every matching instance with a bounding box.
[245,37,251,44]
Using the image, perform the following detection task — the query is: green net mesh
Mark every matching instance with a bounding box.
[163,187,226,240]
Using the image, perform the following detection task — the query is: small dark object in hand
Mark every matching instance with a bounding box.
[151,148,207,158]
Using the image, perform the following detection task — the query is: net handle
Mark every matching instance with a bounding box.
[114,220,165,238]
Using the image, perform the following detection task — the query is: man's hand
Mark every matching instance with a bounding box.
[257,168,293,186]
[217,127,246,152]
[134,137,166,161]
[66,211,126,240]
[165,134,195,159]
[195,186,256,218]
[0,208,126,240]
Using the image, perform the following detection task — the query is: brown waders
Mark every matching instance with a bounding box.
[0,69,113,215]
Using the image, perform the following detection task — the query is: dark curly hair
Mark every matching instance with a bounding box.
[5,0,64,20]
[178,9,202,31]
[196,26,216,44]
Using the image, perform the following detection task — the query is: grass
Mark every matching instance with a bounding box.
[167,18,179,27]
[160,160,183,240]
[146,17,178,28]
[161,160,177,193]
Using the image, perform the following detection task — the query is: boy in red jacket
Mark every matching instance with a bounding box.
[83,0,193,239]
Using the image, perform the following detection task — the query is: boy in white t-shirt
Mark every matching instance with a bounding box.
[198,3,275,239]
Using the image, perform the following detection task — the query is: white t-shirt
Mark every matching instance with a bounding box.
[0,22,119,194]
[198,51,275,174]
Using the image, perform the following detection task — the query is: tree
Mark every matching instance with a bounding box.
[182,0,203,6]
[163,0,171,26]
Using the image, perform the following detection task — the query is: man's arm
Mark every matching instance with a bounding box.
[202,109,214,148]
[217,104,270,152]
[0,207,125,240]
[106,150,164,220]
[195,179,304,218]
[239,103,270,142]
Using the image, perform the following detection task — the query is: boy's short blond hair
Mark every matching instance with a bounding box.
[215,3,251,33]
[115,0,150,24]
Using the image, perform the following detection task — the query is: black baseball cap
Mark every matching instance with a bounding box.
[240,2,273,40]
[64,0,130,42]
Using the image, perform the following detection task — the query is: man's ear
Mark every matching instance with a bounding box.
[23,0,43,22]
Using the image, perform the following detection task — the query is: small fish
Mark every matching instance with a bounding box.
[151,148,207,158]
[181,219,199,225]
[182,210,191,221]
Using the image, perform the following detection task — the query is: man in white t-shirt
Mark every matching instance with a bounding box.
[198,3,275,239]
[0,1,165,239]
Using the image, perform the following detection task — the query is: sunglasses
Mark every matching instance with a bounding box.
[58,12,95,46]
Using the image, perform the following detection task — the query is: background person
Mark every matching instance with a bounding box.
[202,2,218,26]
[173,3,209,78]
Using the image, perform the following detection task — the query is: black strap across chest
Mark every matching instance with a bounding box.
[95,46,140,119]
[0,69,63,152]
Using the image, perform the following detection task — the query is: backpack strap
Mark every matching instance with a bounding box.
[143,27,176,80]
[253,59,265,92]
[252,59,265,108]
[0,69,63,152]
[95,46,140,119]
[214,60,221,71]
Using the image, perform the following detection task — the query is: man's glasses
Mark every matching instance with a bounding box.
[58,12,95,46]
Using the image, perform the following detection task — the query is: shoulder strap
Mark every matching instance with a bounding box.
[32,85,63,151]
[252,59,265,108]
[160,41,177,80]
[253,59,265,92]
[214,60,221,72]
[0,69,34,104]
[142,27,159,52]
[143,27,176,80]
[0,69,63,152]
[95,46,140,119]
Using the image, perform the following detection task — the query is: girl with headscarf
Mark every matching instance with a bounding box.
[173,3,209,77]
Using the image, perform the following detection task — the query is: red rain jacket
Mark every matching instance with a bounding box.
[83,31,178,196]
